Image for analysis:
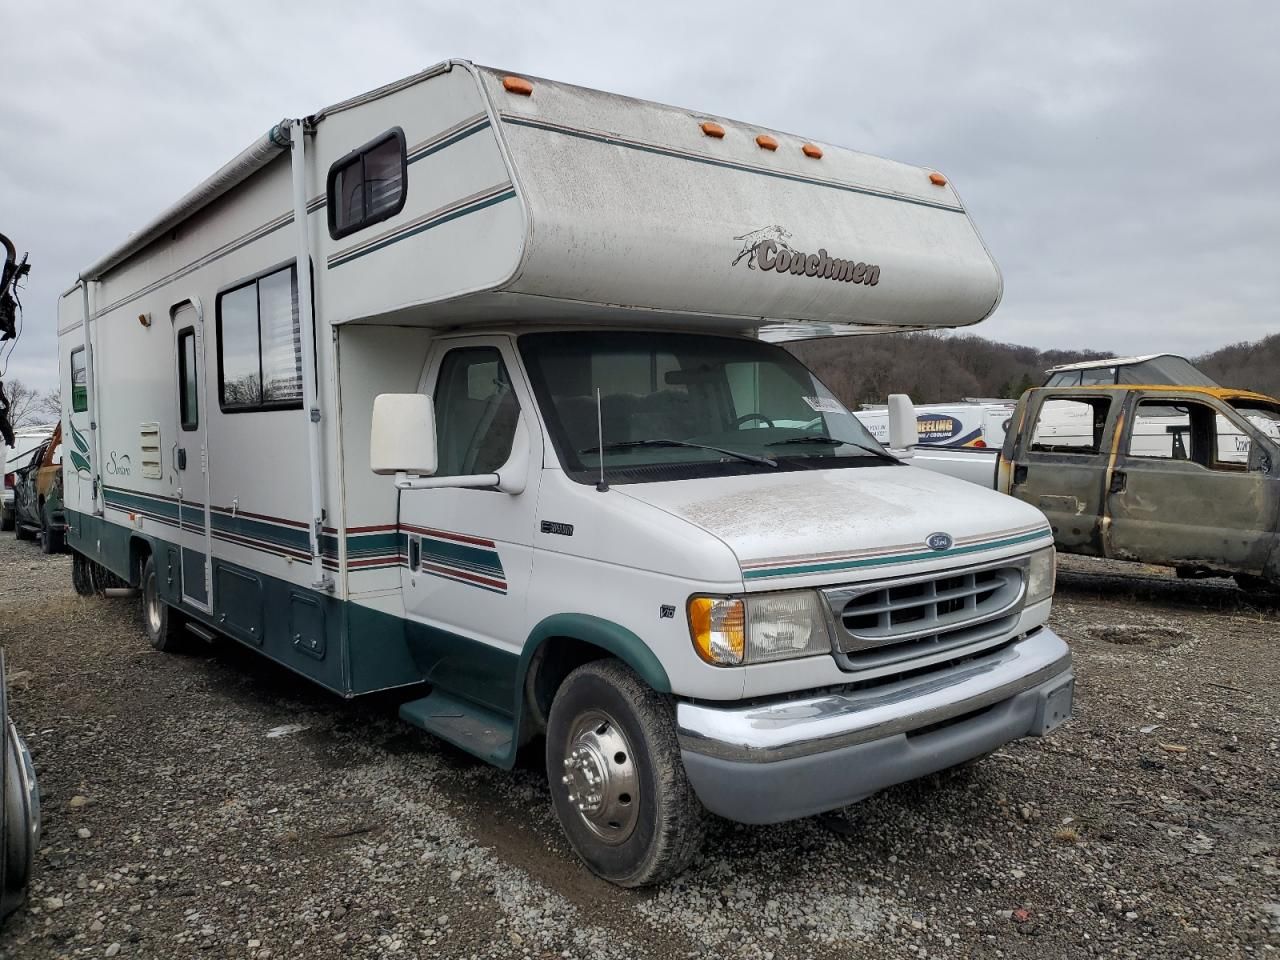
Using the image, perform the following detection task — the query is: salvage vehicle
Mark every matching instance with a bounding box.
[12,423,65,553]
[914,386,1280,598]
[59,61,1073,885]
[2,428,52,532]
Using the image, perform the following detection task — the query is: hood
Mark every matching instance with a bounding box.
[617,464,1052,588]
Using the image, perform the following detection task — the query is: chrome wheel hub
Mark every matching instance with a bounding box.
[559,710,639,844]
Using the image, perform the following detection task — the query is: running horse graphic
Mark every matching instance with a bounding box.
[731,225,794,269]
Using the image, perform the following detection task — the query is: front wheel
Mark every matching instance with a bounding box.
[545,660,706,887]
[140,555,183,652]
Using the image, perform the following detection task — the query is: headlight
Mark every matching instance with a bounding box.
[688,591,832,666]
[1026,546,1056,605]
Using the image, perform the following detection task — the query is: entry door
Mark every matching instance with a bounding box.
[1007,394,1117,554]
[172,303,213,611]
[1107,397,1272,570]
[397,338,541,714]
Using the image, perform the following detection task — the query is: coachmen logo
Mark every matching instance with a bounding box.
[732,225,880,286]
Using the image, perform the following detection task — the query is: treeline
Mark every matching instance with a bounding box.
[786,331,1280,407]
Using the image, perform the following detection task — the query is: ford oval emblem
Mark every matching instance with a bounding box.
[926,532,953,552]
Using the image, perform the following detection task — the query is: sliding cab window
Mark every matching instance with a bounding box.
[70,347,88,412]
[177,328,198,430]
[217,264,303,412]
[327,128,407,240]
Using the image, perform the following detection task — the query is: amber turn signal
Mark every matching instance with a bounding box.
[701,121,725,138]
[755,134,778,151]
[801,143,823,159]
[929,172,948,186]
[502,76,533,96]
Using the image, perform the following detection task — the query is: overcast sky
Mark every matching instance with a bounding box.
[3,1,1277,392]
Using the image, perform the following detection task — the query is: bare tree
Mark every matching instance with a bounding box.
[35,386,61,422]
[1,379,50,431]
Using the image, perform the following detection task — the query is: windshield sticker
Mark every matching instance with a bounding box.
[802,396,847,414]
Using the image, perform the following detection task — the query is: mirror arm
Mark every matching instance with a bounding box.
[394,472,500,491]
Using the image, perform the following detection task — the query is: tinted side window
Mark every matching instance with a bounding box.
[217,265,302,412]
[327,129,407,240]
[1030,397,1111,454]
[70,348,87,412]
[178,328,198,430]
[433,347,519,478]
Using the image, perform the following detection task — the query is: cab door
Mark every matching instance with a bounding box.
[1004,390,1119,555]
[396,337,542,714]
[171,302,213,611]
[1106,394,1274,571]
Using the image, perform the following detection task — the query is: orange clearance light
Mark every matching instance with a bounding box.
[801,143,823,159]
[929,172,948,186]
[701,121,725,138]
[755,134,778,151]
[502,76,533,96]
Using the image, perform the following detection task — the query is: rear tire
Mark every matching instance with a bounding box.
[141,555,183,652]
[38,522,62,555]
[13,522,32,542]
[545,659,706,887]
[71,552,96,597]
[0,509,12,532]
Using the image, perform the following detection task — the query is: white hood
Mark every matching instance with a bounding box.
[618,464,1052,588]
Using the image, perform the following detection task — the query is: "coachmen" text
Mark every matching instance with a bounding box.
[755,240,880,286]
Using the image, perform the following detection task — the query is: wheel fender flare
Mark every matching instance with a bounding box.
[518,614,671,696]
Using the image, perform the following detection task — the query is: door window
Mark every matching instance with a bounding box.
[433,347,520,477]
[1030,397,1111,454]
[1128,399,1247,470]
[178,328,198,430]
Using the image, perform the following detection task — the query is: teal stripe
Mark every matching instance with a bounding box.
[502,116,965,214]
[419,537,504,576]
[329,189,516,268]
[408,119,490,163]
[346,532,405,556]
[743,530,1051,581]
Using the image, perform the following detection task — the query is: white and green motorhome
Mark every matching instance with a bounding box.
[58,60,1072,885]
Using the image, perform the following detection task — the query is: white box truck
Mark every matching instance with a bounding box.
[59,60,1072,886]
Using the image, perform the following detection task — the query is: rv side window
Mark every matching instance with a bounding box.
[327,129,407,240]
[70,347,87,412]
[177,328,198,430]
[216,264,303,412]
[1030,397,1111,454]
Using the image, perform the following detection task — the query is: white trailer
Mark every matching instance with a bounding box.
[60,60,1071,885]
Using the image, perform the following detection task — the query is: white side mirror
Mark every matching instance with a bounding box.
[887,394,918,452]
[371,394,436,476]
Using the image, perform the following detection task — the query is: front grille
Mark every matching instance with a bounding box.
[823,559,1027,675]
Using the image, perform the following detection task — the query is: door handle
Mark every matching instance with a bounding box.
[176,448,187,471]
[1109,469,1127,494]
[1013,465,1028,485]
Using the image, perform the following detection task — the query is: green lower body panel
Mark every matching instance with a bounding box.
[64,509,422,697]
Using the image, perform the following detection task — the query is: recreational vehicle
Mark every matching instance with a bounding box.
[59,61,1072,885]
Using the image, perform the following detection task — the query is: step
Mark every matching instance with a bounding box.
[398,691,514,766]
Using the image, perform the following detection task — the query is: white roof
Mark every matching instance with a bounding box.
[1045,354,1174,373]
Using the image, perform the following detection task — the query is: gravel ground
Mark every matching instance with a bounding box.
[0,538,1277,959]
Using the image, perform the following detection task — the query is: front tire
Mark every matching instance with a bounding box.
[546,659,706,887]
[71,552,96,597]
[141,555,183,652]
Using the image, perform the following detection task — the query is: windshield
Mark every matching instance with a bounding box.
[519,331,893,484]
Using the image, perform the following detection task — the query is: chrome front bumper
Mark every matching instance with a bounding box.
[676,628,1073,823]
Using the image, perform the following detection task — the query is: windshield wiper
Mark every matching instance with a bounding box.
[766,435,900,463]
[579,438,778,468]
